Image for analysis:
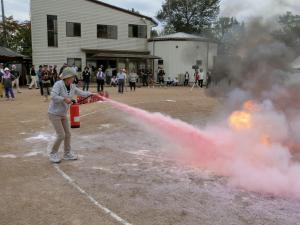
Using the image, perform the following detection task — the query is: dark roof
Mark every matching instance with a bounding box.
[85,0,158,26]
[148,32,216,43]
[0,46,24,58]
[82,49,161,59]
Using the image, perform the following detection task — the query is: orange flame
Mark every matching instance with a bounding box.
[261,135,272,146]
[229,111,252,130]
[243,100,259,112]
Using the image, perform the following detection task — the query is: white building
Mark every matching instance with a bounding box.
[148,32,218,83]
[291,56,300,71]
[31,0,159,73]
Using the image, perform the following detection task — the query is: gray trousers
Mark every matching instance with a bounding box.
[48,113,71,154]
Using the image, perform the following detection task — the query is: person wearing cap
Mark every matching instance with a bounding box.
[2,68,16,100]
[11,65,21,93]
[48,67,95,163]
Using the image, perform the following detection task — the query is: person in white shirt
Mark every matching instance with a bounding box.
[128,69,138,91]
[199,69,205,88]
[72,64,78,73]
[96,67,105,92]
[117,69,126,93]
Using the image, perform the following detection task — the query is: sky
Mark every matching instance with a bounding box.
[2,0,300,23]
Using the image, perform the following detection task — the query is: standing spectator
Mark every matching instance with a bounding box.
[53,65,59,83]
[105,66,112,85]
[0,63,4,98]
[59,63,68,75]
[11,65,21,93]
[29,65,38,89]
[117,68,125,94]
[123,68,128,92]
[148,69,154,88]
[128,69,138,91]
[142,69,148,87]
[82,66,91,91]
[42,66,51,101]
[25,68,31,86]
[72,64,78,73]
[48,65,54,86]
[194,69,200,87]
[96,67,105,92]
[158,68,165,87]
[184,71,190,86]
[3,68,15,100]
[199,69,205,88]
[206,71,212,88]
[37,65,44,96]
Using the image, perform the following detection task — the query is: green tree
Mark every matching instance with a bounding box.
[212,17,240,40]
[150,29,159,38]
[156,0,220,34]
[0,16,32,57]
[273,12,300,54]
[212,17,245,55]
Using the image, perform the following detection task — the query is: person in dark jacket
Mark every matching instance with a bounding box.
[37,65,44,96]
[11,65,21,93]
[82,66,91,91]
[29,65,38,89]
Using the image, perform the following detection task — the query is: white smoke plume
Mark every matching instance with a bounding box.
[220,0,300,21]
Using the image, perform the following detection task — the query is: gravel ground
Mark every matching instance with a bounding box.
[1,86,300,225]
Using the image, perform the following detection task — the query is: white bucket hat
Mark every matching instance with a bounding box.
[59,67,76,80]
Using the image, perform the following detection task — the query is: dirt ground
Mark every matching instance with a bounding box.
[1,85,300,225]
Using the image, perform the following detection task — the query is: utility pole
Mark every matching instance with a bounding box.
[1,0,7,47]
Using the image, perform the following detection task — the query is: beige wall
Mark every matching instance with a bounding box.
[31,0,154,68]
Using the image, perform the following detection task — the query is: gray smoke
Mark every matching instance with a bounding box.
[207,17,300,153]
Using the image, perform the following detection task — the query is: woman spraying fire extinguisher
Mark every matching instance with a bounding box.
[48,67,96,163]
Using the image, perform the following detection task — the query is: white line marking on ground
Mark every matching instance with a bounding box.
[80,111,100,118]
[54,164,133,225]
[0,154,17,159]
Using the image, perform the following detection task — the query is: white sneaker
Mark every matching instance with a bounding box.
[63,152,78,160]
[49,153,61,163]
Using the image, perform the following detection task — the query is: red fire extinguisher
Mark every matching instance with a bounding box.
[70,101,80,128]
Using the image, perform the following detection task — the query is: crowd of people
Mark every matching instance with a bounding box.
[0,63,22,100]
[0,61,215,101]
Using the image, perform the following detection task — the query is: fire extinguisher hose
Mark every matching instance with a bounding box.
[73,95,93,104]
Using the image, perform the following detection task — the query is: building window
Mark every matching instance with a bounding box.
[158,60,164,65]
[47,15,58,47]
[67,58,82,72]
[128,24,147,38]
[66,22,81,37]
[97,25,118,39]
[196,60,202,66]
